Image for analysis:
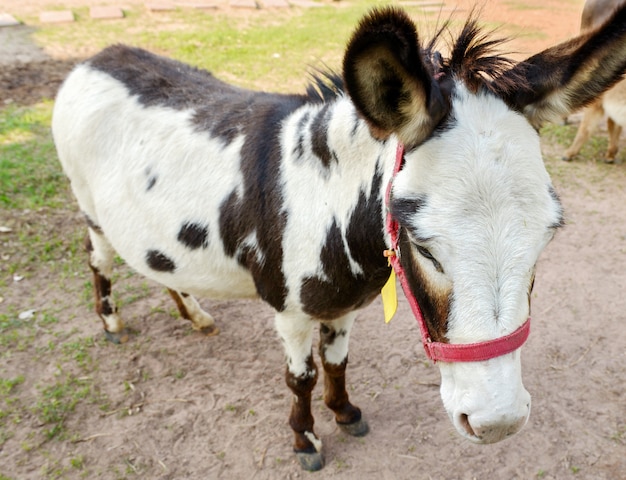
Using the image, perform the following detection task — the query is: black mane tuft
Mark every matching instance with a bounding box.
[305,68,344,103]
[419,10,526,95]
[446,15,526,95]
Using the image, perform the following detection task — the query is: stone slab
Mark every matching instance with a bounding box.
[229,0,259,8]
[0,13,20,27]
[90,6,125,19]
[40,10,75,23]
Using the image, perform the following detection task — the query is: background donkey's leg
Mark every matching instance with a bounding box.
[85,226,127,344]
[563,98,604,161]
[606,116,622,163]
[319,312,368,437]
[167,289,218,335]
[274,312,323,471]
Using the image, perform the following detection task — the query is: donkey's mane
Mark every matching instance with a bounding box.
[440,15,526,95]
[305,68,344,104]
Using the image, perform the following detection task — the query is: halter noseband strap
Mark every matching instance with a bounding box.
[384,143,531,363]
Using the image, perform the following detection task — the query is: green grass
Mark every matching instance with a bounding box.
[541,121,609,157]
[540,122,619,188]
[541,122,577,146]
[34,374,101,441]
[61,337,97,369]
[29,1,444,91]
[0,301,110,451]
[0,376,25,397]
[35,378,83,440]
[0,329,107,443]
[0,375,25,448]
[0,313,36,351]
[0,101,66,209]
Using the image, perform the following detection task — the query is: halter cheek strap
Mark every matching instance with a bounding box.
[384,143,531,363]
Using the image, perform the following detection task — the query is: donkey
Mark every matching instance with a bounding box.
[563,0,626,162]
[53,6,626,471]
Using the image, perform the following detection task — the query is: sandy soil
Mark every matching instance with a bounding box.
[1,1,625,479]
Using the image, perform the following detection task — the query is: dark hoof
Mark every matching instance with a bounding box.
[561,156,573,162]
[338,418,369,437]
[296,451,324,471]
[198,325,220,337]
[104,329,130,344]
[604,158,615,164]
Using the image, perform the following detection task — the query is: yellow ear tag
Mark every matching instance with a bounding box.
[381,269,398,323]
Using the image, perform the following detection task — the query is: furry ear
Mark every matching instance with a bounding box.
[343,7,447,147]
[495,4,626,128]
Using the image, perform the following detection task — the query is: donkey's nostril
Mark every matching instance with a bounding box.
[459,413,476,438]
[456,410,529,443]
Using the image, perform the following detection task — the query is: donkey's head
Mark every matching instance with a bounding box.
[343,7,626,443]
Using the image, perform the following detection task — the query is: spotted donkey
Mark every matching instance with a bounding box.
[53,6,626,471]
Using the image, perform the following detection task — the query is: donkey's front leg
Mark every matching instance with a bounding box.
[274,312,323,471]
[319,312,369,437]
[85,228,128,344]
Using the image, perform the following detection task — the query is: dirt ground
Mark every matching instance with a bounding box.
[1,0,625,479]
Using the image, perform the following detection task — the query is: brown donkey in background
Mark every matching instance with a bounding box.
[564,0,626,163]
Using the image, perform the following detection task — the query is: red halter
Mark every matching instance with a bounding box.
[384,143,531,363]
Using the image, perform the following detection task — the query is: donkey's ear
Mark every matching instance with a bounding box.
[343,7,447,147]
[496,4,626,128]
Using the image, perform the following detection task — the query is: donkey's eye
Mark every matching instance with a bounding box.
[416,245,444,273]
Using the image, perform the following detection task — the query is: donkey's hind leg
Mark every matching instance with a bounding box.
[167,289,219,336]
[606,117,622,163]
[319,312,369,437]
[85,227,128,344]
[563,98,604,161]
